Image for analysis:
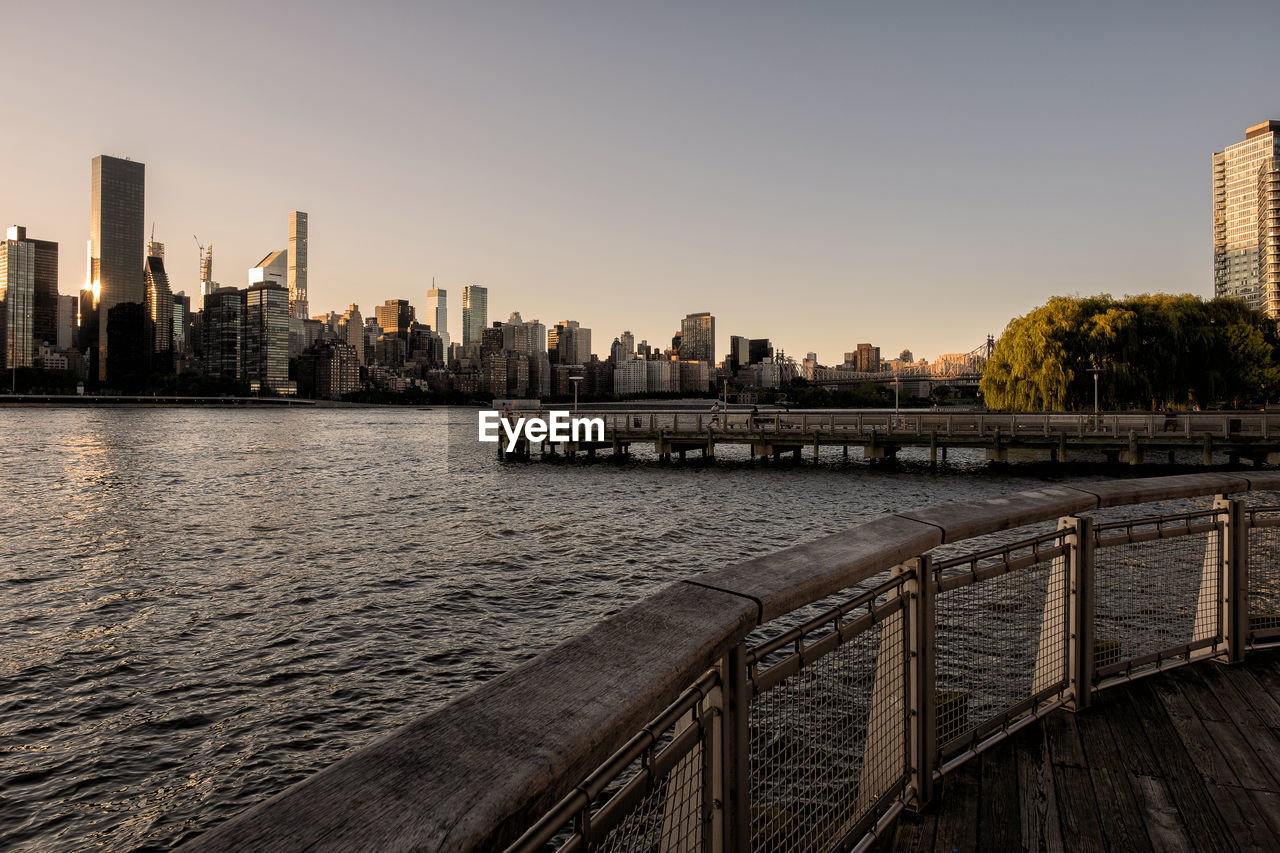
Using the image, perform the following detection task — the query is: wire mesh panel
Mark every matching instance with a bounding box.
[932,529,1070,760]
[1092,511,1223,680]
[510,672,720,853]
[1247,507,1280,646]
[746,582,908,853]
[591,736,706,853]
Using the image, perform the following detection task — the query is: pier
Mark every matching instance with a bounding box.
[500,408,1280,466]
[182,472,1280,852]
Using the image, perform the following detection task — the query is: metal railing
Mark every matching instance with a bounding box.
[537,409,1280,440]
[182,472,1280,853]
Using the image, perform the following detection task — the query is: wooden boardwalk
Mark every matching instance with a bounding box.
[875,651,1280,852]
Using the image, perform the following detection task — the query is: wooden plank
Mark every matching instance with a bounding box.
[1178,668,1280,792]
[1245,789,1280,838]
[933,759,980,853]
[978,738,1021,852]
[1144,677,1240,787]
[1075,705,1155,852]
[1094,687,1193,850]
[1042,713,1108,851]
[1123,681,1238,852]
[1131,775,1194,853]
[1205,783,1277,852]
[1199,663,1280,729]
[877,809,937,852]
[1014,724,1064,853]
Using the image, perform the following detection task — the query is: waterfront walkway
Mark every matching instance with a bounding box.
[505,409,1280,466]
[875,652,1280,852]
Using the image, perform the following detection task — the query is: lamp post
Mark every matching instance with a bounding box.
[570,374,583,415]
[1088,368,1102,430]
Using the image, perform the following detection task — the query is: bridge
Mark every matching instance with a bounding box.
[502,409,1280,467]
[183,472,1280,852]
[808,337,995,389]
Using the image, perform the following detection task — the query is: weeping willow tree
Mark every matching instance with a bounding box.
[980,294,1280,411]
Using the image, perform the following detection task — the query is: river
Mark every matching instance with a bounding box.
[1,406,1087,850]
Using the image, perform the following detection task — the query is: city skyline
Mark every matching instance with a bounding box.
[4,3,1280,364]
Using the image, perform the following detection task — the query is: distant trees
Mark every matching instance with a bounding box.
[980,295,1280,411]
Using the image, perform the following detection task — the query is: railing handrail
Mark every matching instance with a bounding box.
[180,470,1280,851]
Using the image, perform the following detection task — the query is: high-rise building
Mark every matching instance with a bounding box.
[297,338,359,400]
[749,338,773,365]
[680,312,715,363]
[249,249,287,287]
[0,227,51,366]
[144,241,174,371]
[28,233,58,348]
[90,155,146,384]
[462,285,488,346]
[727,335,750,371]
[427,287,449,352]
[198,243,216,301]
[57,294,77,351]
[289,211,308,319]
[1214,121,1280,316]
[202,287,244,378]
[243,283,293,393]
[549,320,591,365]
[339,304,365,364]
[375,299,415,338]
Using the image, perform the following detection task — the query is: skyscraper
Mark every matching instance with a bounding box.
[427,287,449,352]
[462,285,487,346]
[1,227,36,369]
[1213,121,1280,317]
[90,155,145,383]
[289,211,308,319]
[144,241,174,371]
[680,312,715,363]
[249,250,287,286]
[375,299,415,338]
[244,283,293,393]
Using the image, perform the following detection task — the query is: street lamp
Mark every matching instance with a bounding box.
[1088,367,1102,430]
[570,374,583,415]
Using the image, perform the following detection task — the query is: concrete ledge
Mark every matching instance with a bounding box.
[896,487,1100,543]
[687,516,943,623]
[180,583,756,852]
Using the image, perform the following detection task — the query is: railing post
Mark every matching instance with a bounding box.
[1066,515,1095,710]
[719,643,750,852]
[1215,497,1249,663]
[906,555,936,810]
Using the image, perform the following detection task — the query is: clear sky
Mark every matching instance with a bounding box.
[5,1,1279,363]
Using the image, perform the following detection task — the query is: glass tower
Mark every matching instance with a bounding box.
[0,228,35,369]
[680,312,715,363]
[427,287,449,352]
[244,284,292,393]
[1213,121,1280,317]
[289,211,308,319]
[462,285,487,347]
[90,155,145,382]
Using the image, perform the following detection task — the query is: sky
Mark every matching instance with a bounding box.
[5,0,1280,364]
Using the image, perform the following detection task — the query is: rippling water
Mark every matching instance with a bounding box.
[0,406,1079,851]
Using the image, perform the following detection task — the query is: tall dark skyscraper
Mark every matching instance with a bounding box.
[90,155,145,383]
[1,226,57,369]
[680,311,715,363]
[289,211,308,319]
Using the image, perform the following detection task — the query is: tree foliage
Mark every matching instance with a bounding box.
[980,295,1280,411]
